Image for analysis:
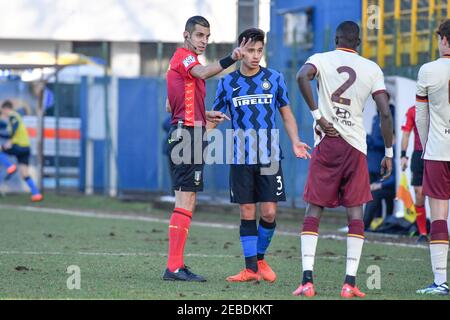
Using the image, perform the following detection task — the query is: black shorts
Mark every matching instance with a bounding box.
[411,150,424,186]
[230,162,286,204]
[167,126,206,192]
[2,144,30,165]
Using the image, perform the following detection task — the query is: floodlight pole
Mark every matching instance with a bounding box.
[102,41,111,196]
[35,78,46,193]
[54,44,60,192]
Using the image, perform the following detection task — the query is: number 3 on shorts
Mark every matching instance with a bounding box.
[277,176,283,191]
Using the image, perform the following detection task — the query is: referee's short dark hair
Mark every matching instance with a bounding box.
[1,100,13,109]
[238,28,265,45]
[437,19,450,44]
[185,16,210,33]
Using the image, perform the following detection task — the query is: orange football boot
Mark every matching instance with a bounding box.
[226,269,262,282]
[31,194,43,202]
[341,284,366,298]
[5,164,17,180]
[257,259,277,282]
[292,282,316,297]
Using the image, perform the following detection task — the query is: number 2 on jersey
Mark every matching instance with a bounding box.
[331,66,356,106]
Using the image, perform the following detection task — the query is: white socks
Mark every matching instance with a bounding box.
[346,235,364,277]
[301,233,319,271]
[430,243,449,285]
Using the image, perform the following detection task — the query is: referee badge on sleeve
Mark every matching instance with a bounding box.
[183,55,196,68]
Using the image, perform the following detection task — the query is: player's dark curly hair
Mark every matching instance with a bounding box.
[238,28,265,45]
[185,16,210,34]
[335,21,360,48]
[437,19,450,45]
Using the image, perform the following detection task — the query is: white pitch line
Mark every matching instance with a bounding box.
[0,204,236,230]
[0,250,425,262]
[318,234,429,250]
[0,204,430,250]
[0,250,236,259]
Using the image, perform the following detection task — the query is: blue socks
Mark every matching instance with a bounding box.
[240,218,277,272]
[240,220,258,272]
[0,152,12,167]
[0,157,40,196]
[257,218,276,261]
[24,176,40,195]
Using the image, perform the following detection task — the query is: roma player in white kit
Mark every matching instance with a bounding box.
[293,21,394,298]
[416,19,450,296]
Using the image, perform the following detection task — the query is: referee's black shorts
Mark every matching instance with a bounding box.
[229,161,286,204]
[411,150,424,187]
[167,126,206,192]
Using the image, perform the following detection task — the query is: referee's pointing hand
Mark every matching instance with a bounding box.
[231,37,253,61]
[206,111,230,124]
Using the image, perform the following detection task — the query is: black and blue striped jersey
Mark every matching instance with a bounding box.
[212,67,290,165]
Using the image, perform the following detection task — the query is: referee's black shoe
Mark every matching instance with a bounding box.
[416,234,429,244]
[163,266,206,282]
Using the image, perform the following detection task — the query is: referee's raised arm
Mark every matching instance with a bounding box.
[189,37,252,80]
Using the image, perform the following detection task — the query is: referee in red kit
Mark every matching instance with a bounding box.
[163,15,250,282]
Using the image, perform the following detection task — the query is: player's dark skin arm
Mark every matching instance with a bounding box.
[373,92,394,180]
[296,65,338,136]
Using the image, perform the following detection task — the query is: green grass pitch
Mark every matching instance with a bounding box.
[0,194,447,300]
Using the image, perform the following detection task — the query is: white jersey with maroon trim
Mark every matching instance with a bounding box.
[305,48,387,155]
[415,55,450,161]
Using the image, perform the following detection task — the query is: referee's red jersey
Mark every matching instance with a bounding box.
[167,47,206,127]
[401,106,423,152]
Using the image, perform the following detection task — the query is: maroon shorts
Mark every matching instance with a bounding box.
[303,136,372,208]
[423,160,450,200]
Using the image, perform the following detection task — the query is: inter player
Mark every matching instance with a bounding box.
[400,105,428,242]
[211,28,311,283]
[0,100,42,201]
[163,16,250,282]
[294,21,393,298]
[415,19,450,296]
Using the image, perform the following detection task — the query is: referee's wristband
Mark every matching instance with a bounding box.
[219,55,236,69]
[385,147,394,158]
[400,150,407,158]
[311,109,322,121]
